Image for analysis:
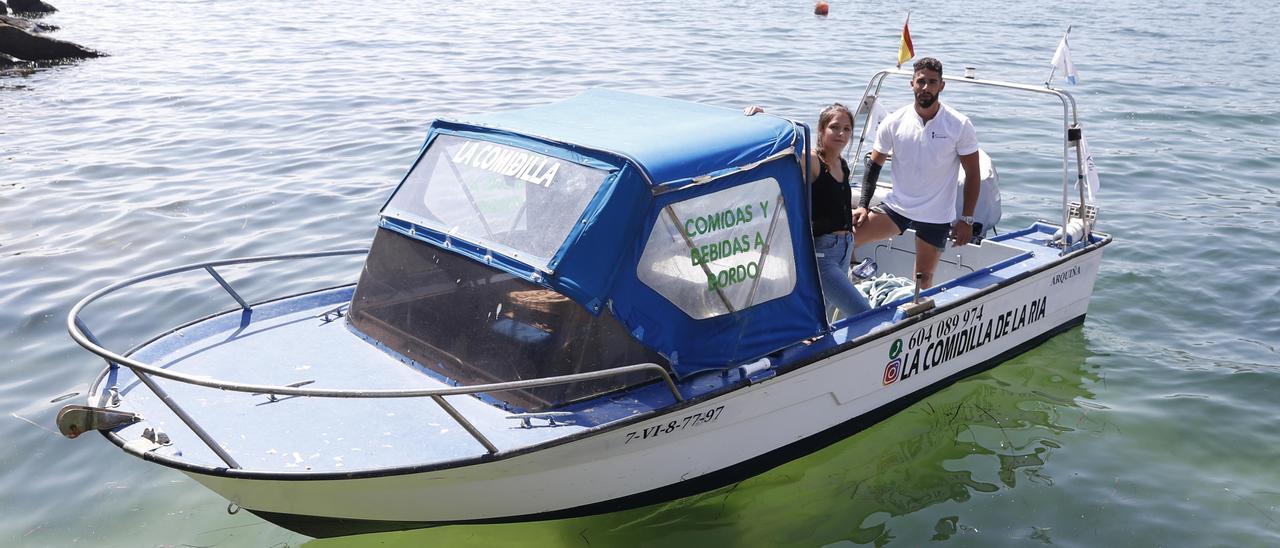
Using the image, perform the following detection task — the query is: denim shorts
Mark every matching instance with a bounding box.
[813,232,871,317]
[875,206,951,249]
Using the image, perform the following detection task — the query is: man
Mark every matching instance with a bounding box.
[853,57,980,289]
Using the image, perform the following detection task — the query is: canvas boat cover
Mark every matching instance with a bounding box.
[374,89,828,377]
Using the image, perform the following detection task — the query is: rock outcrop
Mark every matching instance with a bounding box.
[0,2,104,63]
[1,14,57,32]
[0,51,29,68]
[0,20,101,60]
[9,0,57,16]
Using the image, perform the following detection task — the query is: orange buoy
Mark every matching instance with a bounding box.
[814,1,829,16]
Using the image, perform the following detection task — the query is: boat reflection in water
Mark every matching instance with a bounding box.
[305,330,1100,547]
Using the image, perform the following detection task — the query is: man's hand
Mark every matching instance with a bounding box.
[852,207,870,227]
[743,105,765,116]
[951,220,974,247]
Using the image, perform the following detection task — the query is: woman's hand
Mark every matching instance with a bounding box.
[743,105,765,116]
[852,207,870,227]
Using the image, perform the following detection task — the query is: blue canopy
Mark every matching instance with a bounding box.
[472,89,802,189]
[380,89,828,376]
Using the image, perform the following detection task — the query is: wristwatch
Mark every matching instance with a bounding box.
[958,215,976,224]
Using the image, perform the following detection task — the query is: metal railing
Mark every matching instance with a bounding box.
[849,68,1092,245]
[68,249,684,469]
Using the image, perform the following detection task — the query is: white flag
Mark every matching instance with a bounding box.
[1078,134,1100,202]
[1052,34,1078,85]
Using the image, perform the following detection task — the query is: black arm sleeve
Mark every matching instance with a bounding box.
[859,155,882,209]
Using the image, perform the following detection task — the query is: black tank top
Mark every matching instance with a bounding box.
[811,157,853,236]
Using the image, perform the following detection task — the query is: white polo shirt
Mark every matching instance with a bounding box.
[872,102,979,223]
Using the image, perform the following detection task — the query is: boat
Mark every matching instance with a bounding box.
[58,69,1110,537]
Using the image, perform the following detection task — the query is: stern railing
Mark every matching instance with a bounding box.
[849,69,1094,246]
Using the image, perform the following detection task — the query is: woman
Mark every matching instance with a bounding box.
[746,103,871,319]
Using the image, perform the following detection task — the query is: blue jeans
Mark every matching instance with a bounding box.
[814,232,871,319]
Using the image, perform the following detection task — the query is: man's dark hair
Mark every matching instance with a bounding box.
[913,57,943,77]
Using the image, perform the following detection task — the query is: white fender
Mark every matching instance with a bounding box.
[957,149,1001,237]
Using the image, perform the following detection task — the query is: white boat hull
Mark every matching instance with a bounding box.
[182,245,1103,535]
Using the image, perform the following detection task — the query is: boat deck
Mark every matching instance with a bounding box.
[102,288,614,473]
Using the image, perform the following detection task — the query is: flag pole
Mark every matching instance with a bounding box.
[1046,25,1072,87]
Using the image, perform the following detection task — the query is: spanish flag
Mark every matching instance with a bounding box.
[897,13,914,68]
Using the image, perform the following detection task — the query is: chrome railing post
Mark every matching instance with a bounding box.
[205,266,250,311]
[73,318,118,372]
[431,395,498,454]
[652,365,683,403]
[129,370,243,469]
[75,319,242,469]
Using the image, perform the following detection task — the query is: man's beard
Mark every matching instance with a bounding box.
[915,92,937,108]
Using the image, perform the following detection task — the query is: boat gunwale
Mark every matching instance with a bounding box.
[93,232,1111,481]
[785,226,1112,376]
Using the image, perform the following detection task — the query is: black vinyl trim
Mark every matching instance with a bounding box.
[254,314,1087,538]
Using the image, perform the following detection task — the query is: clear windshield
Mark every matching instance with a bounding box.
[382,134,610,270]
[348,229,667,412]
